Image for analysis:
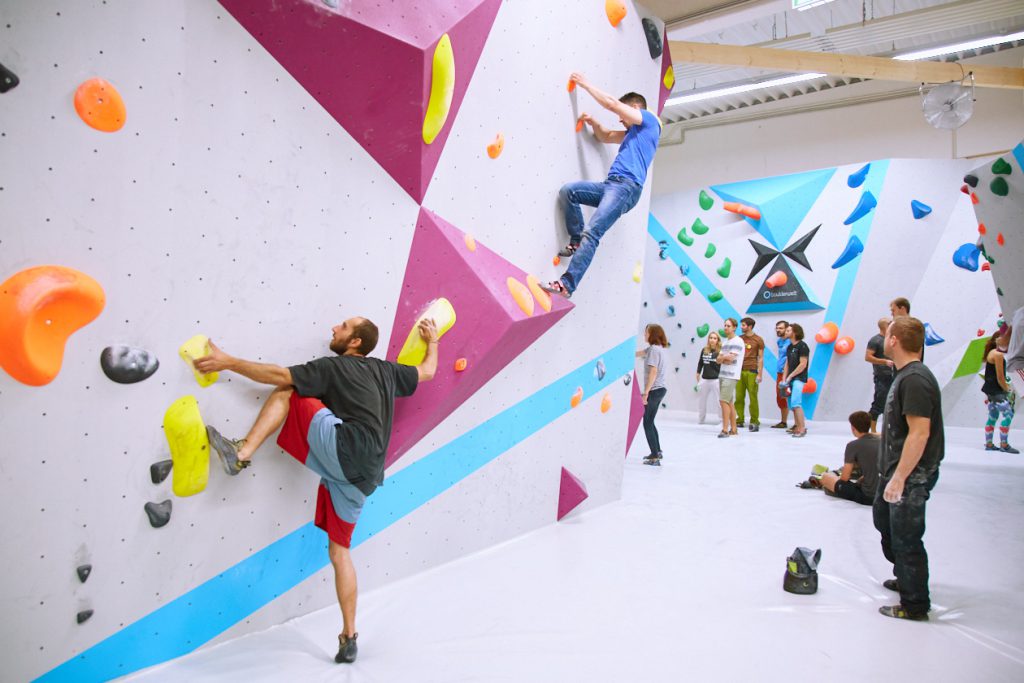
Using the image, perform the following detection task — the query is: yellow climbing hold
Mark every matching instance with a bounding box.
[422,33,455,145]
[571,386,584,408]
[600,392,612,413]
[163,395,209,497]
[464,234,477,252]
[632,262,643,283]
[179,335,218,388]
[526,274,552,313]
[663,65,675,91]
[397,297,456,365]
[507,277,535,317]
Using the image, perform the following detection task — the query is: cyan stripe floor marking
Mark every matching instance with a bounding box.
[802,160,890,418]
[36,337,636,682]
[648,213,778,372]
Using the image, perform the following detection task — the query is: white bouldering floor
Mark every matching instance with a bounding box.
[129,417,1024,682]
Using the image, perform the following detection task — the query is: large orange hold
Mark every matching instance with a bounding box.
[0,265,106,386]
[74,78,127,132]
[802,378,818,394]
[526,274,552,313]
[814,322,839,344]
[605,0,627,27]
[486,132,505,159]
[507,277,535,317]
[834,336,855,355]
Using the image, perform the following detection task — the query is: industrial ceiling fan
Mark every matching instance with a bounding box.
[919,73,975,130]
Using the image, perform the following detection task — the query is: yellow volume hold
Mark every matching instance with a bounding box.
[397,298,456,366]
[164,395,210,497]
[422,33,455,145]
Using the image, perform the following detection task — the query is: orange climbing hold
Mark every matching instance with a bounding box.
[575,117,584,133]
[526,274,552,313]
[486,132,504,159]
[553,255,561,266]
[600,392,612,413]
[978,223,987,235]
[0,265,105,386]
[570,386,584,408]
[723,202,761,221]
[834,336,855,355]
[74,77,127,132]
[567,78,576,93]
[454,357,467,372]
[605,0,627,27]
[464,234,477,252]
[971,193,979,205]
[507,276,535,317]
[997,233,1005,246]
[765,271,788,288]
[814,322,839,344]
[802,378,818,394]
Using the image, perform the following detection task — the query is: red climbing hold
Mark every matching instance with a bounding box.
[978,222,987,235]
[997,233,1005,246]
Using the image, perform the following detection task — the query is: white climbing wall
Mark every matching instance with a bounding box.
[0,1,664,679]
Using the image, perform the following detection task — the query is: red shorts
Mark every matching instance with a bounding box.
[277,392,356,548]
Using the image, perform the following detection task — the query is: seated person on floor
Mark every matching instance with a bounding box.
[806,411,879,506]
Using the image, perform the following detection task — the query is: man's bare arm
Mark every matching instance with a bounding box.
[416,319,440,382]
[194,341,293,387]
[571,72,643,126]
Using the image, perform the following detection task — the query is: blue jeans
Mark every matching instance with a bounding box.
[559,177,642,293]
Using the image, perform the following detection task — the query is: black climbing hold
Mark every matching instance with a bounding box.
[144,500,172,528]
[997,287,1004,297]
[674,367,679,372]
[642,18,663,59]
[77,609,94,624]
[100,345,159,384]
[677,323,682,329]
[0,62,19,93]
[643,301,648,307]
[77,564,92,583]
[681,352,686,358]
[963,173,978,188]
[150,459,173,484]
[623,374,632,386]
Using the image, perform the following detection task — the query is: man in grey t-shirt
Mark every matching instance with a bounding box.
[864,317,894,432]
[717,318,745,438]
[819,411,879,505]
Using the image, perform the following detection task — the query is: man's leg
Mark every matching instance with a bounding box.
[872,481,897,568]
[821,472,839,492]
[748,373,760,426]
[237,386,294,461]
[558,181,606,247]
[734,372,747,425]
[561,180,641,293]
[775,372,789,426]
[329,540,358,638]
[888,478,935,615]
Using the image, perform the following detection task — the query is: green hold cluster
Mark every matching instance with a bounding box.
[697,323,710,337]
[699,189,714,210]
[708,290,723,303]
[692,218,709,235]
[717,257,732,278]
[679,280,692,296]
[990,176,1009,197]
[704,243,716,259]
[677,226,694,246]
[992,157,1012,175]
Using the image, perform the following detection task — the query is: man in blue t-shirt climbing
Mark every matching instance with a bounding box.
[543,72,661,299]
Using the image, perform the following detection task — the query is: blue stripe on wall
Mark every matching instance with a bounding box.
[36,337,636,682]
[1012,142,1024,173]
[648,213,777,372]
[802,160,891,418]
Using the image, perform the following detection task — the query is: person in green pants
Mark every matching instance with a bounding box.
[734,317,765,431]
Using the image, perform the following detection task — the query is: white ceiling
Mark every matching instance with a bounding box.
[644,0,1024,130]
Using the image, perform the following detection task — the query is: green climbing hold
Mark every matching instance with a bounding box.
[699,190,714,211]
[992,157,1012,175]
[716,257,732,278]
[718,328,726,338]
[677,226,694,247]
[692,218,709,235]
[679,280,692,296]
[697,323,710,338]
[704,243,716,259]
[991,176,1009,196]
[708,290,723,303]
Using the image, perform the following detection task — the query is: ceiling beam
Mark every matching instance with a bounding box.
[668,40,1024,89]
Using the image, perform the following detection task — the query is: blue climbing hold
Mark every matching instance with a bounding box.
[924,322,945,347]
[843,190,877,225]
[910,200,932,220]
[667,305,676,317]
[666,286,676,297]
[831,235,864,269]
[952,243,980,271]
[847,163,870,188]
[679,264,689,276]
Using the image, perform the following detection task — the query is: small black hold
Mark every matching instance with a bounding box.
[100,345,159,384]
[997,287,1004,297]
[963,173,979,188]
[77,564,92,583]
[0,61,19,93]
[144,500,172,528]
[150,459,173,484]
[642,18,663,59]
[623,374,632,386]
[643,301,648,307]
[681,352,687,358]
[77,609,94,624]
[677,323,682,329]
[674,367,679,372]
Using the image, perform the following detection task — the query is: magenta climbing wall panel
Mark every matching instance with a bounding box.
[0,1,664,679]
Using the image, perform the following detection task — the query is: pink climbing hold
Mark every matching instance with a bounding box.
[557,466,589,521]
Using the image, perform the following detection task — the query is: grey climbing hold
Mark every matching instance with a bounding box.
[623,374,632,386]
[77,609,94,624]
[641,18,663,59]
[77,564,92,583]
[594,359,606,381]
[0,61,19,93]
[100,345,159,384]
[150,459,173,484]
[144,500,172,528]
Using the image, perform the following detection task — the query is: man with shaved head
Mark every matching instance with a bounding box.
[865,317,895,433]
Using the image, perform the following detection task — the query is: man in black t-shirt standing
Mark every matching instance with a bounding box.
[864,317,894,433]
[194,316,439,663]
[873,316,944,621]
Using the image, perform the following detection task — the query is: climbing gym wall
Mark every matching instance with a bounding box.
[0,1,663,680]
[642,156,1003,427]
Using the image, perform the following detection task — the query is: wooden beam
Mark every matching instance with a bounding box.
[668,40,1024,89]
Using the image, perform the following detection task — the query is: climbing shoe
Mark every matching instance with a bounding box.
[334,632,358,664]
[557,243,580,257]
[879,604,928,621]
[206,426,250,476]
[1000,444,1020,454]
[883,579,900,592]
[541,280,571,299]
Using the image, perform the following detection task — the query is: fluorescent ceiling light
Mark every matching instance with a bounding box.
[793,0,837,12]
[893,30,1024,61]
[665,72,826,106]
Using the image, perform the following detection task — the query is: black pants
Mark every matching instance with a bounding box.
[643,388,667,455]
[872,471,939,614]
[870,374,894,419]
